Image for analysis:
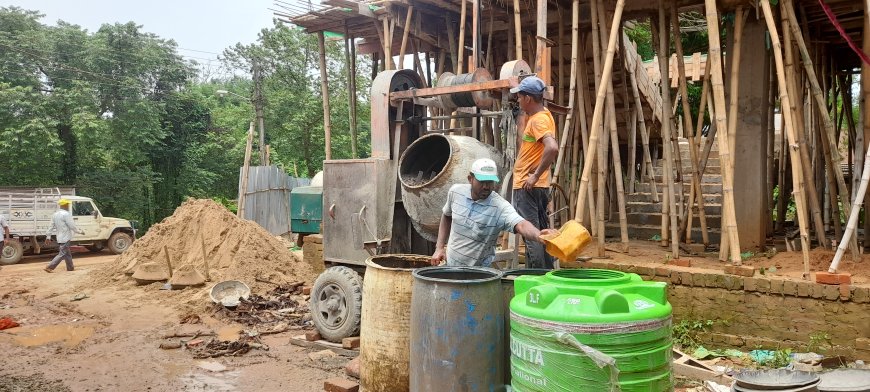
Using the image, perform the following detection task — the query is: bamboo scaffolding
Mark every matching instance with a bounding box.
[551,0,580,185]
[760,0,812,277]
[658,2,680,257]
[703,0,741,263]
[626,52,659,202]
[783,9,827,251]
[687,60,711,243]
[590,0,607,256]
[784,0,858,256]
[672,7,709,247]
[597,5,629,250]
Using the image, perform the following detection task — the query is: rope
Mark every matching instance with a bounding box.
[816,0,870,66]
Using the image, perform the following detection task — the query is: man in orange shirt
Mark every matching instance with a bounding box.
[511,76,559,269]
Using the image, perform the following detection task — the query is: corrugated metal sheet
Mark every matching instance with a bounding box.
[237,166,310,236]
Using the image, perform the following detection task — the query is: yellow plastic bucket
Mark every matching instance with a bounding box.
[541,220,591,262]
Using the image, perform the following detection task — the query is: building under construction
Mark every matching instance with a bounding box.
[279,0,869,281]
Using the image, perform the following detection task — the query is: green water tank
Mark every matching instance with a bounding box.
[510,269,672,392]
[290,186,322,234]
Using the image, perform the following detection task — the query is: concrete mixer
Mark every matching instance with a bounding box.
[309,61,544,342]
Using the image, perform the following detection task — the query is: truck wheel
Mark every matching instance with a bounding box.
[87,242,105,253]
[310,266,363,342]
[107,232,133,254]
[0,240,24,265]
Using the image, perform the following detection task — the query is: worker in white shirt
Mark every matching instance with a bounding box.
[44,199,85,273]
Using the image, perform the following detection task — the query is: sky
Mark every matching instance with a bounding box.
[3,0,277,67]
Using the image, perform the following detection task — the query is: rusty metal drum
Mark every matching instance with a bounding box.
[410,266,505,391]
[360,255,430,392]
[398,134,504,242]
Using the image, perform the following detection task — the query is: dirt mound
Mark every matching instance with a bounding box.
[87,199,317,308]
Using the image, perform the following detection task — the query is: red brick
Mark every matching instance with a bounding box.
[342,336,360,349]
[324,378,359,392]
[815,272,852,285]
[344,357,360,379]
[303,286,313,295]
[305,331,322,341]
[724,265,755,277]
[839,284,851,301]
[655,267,672,277]
[668,259,692,267]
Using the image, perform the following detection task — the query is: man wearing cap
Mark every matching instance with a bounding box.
[44,199,85,273]
[510,76,559,269]
[430,158,556,267]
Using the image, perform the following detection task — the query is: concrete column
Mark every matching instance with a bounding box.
[732,17,770,250]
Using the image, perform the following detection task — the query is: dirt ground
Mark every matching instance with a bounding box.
[0,250,344,392]
[573,239,870,284]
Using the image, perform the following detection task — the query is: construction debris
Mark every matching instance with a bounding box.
[212,282,309,331]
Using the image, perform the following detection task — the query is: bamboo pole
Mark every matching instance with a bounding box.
[658,1,680,257]
[767,60,778,236]
[704,0,742,263]
[345,31,359,159]
[597,6,629,249]
[398,6,414,68]
[628,108,638,194]
[672,7,709,247]
[458,0,466,73]
[237,122,254,218]
[534,0,547,74]
[784,0,858,256]
[626,51,659,202]
[590,0,607,256]
[573,0,626,220]
[831,145,870,272]
[577,35,598,231]
[472,0,479,68]
[552,0,580,185]
[783,9,827,251]
[513,0,522,60]
[382,18,393,70]
[318,32,333,160]
[760,0,812,277]
[719,7,746,261]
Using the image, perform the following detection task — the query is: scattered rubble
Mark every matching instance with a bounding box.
[211,282,310,331]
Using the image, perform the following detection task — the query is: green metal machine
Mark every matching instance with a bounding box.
[290,186,323,235]
[510,269,673,392]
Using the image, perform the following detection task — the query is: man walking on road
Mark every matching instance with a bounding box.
[512,76,559,269]
[44,199,85,273]
[430,158,555,267]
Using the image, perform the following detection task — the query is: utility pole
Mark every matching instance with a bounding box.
[252,60,267,166]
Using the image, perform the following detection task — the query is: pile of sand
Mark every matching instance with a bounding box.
[88,199,318,307]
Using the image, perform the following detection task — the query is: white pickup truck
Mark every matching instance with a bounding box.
[0,188,136,265]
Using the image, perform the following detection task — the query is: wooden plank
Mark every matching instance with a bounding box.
[289,335,359,357]
[389,77,516,99]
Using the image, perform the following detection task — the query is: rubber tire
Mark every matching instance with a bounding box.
[87,242,105,253]
[107,232,133,254]
[310,266,363,342]
[0,240,24,265]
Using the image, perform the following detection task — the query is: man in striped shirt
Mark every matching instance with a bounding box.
[430,158,555,267]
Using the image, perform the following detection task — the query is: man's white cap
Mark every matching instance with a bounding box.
[471,158,500,183]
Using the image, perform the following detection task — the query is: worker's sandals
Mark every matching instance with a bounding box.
[43,267,53,273]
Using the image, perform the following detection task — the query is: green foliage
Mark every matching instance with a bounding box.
[673,318,715,350]
[807,331,833,353]
[766,349,792,368]
[0,8,368,232]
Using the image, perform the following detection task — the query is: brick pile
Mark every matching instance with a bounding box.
[303,234,325,273]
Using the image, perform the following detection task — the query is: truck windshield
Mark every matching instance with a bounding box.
[72,201,95,216]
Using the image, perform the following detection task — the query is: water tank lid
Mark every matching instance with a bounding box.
[510,269,671,325]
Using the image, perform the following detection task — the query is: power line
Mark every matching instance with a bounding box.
[0,40,223,68]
